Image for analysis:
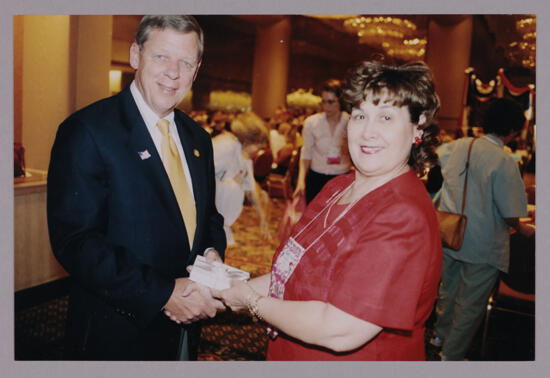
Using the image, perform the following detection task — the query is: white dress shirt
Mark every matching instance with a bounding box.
[130,81,194,197]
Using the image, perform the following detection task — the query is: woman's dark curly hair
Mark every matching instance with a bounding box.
[342,61,440,176]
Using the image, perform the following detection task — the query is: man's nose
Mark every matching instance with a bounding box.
[164,60,180,79]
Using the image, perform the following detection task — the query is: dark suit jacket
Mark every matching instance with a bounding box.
[47,86,226,360]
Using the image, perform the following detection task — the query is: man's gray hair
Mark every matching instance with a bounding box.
[135,15,204,62]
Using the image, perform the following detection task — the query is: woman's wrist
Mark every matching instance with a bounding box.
[246,289,265,321]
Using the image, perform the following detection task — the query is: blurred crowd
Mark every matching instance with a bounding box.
[189,105,311,174]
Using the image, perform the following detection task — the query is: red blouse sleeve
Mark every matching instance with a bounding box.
[327,200,432,331]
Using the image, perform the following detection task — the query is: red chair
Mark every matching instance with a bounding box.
[253,148,274,184]
[266,148,300,199]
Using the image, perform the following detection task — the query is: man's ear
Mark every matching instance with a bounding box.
[129,42,140,70]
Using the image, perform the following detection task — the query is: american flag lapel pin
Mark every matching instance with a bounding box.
[193,149,200,158]
[138,150,151,160]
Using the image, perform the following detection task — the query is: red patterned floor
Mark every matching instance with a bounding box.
[223,198,285,277]
[198,197,285,360]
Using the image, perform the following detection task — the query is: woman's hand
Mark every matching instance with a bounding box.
[293,181,305,198]
[211,280,256,312]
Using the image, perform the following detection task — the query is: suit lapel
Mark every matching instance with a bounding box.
[119,88,187,234]
[174,113,204,251]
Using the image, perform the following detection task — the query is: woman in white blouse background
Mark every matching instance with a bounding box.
[294,79,352,204]
[212,112,272,244]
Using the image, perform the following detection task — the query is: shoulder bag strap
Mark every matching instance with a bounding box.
[460,138,477,216]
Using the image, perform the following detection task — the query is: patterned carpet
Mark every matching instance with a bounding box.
[15,294,69,360]
[196,197,285,361]
[223,197,285,277]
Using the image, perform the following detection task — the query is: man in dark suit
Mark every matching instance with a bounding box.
[47,15,226,360]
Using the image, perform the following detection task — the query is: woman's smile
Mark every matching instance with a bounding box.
[360,145,384,155]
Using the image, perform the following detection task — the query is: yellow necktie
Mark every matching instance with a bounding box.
[157,119,196,248]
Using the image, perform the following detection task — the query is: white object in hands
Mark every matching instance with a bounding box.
[189,255,250,290]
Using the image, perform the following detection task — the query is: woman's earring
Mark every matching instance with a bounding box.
[414,136,423,146]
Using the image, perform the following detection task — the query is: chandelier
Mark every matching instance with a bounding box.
[384,38,427,60]
[343,16,426,61]
[516,16,536,36]
[508,15,536,69]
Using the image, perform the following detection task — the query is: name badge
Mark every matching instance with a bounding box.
[269,237,306,299]
[327,146,341,165]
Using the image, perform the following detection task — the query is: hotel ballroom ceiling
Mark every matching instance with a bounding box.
[114,14,529,65]
[113,14,534,93]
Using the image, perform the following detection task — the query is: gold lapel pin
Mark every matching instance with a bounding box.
[193,149,200,157]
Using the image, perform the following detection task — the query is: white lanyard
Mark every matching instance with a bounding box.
[292,182,357,246]
[269,182,360,299]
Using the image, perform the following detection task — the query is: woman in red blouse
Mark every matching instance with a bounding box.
[213,61,442,360]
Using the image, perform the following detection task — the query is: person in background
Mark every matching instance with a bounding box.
[47,15,226,360]
[271,121,302,175]
[209,110,231,138]
[269,122,291,161]
[430,97,535,361]
[212,112,272,245]
[290,118,304,148]
[294,79,351,204]
[213,61,442,361]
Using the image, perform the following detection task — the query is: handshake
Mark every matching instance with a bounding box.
[163,251,250,324]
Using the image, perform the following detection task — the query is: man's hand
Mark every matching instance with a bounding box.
[204,249,223,264]
[505,217,536,238]
[520,223,536,238]
[163,278,225,324]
